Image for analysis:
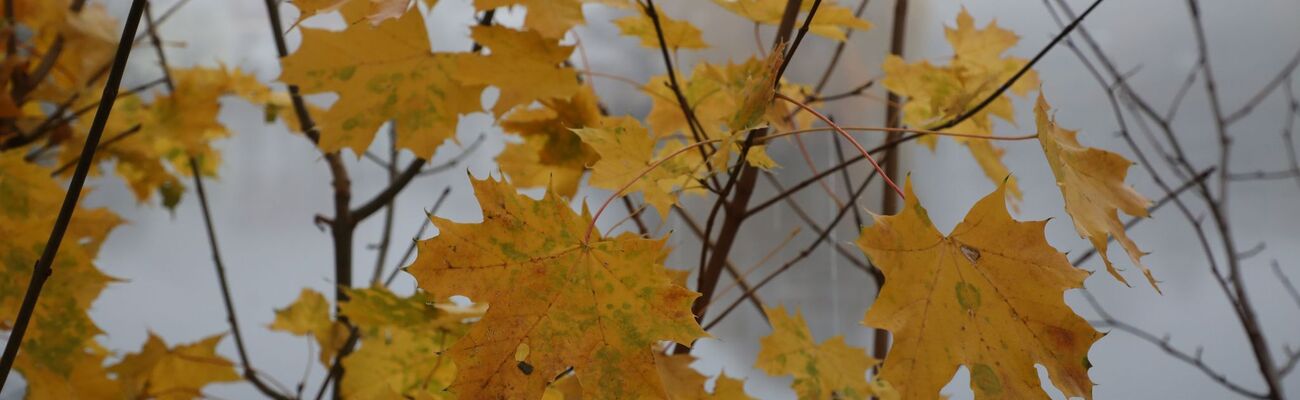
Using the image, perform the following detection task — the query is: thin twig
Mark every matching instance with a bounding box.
[189,159,294,400]
[383,187,452,287]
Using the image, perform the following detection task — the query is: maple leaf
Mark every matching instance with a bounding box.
[757,306,891,400]
[711,0,870,41]
[858,179,1100,399]
[1036,94,1154,289]
[338,286,479,399]
[279,8,484,159]
[270,288,348,366]
[109,333,242,400]
[407,176,706,399]
[643,56,794,170]
[574,116,706,219]
[614,12,708,50]
[290,0,414,25]
[456,25,581,116]
[0,152,123,397]
[541,353,754,400]
[25,3,119,104]
[476,0,586,39]
[497,86,602,198]
[18,345,124,399]
[880,8,1038,207]
[57,67,270,206]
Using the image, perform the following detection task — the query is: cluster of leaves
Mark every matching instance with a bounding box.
[0,0,1164,398]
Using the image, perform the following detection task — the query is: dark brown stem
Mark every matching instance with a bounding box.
[672,206,769,322]
[0,0,147,389]
[261,2,354,398]
[874,0,909,362]
[704,169,874,330]
[189,159,294,400]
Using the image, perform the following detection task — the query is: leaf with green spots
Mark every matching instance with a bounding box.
[407,176,706,399]
[278,7,483,159]
[338,286,479,399]
[857,178,1101,399]
[756,305,893,400]
[573,116,706,219]
[1,152,123,399]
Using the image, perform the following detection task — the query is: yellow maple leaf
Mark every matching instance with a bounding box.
[18,344,124,399]
[858,179,1100,399]
[338,286,478,399]
[279,8,483,159]
[613,12,708,50]
[574,116,706,219]
[643,57,789,170]
[407,176,706,399]
[456,25,581,116]
[711,0,870,41]
[109,333,242,400]
[0,152,123,398]
[1036,94,1154,290]
[757,306,887,400]
[497,86,602,198]
[880,8,1037,206]
[476,0,586,39]
[270,288,348,366]
[540,353,754,400]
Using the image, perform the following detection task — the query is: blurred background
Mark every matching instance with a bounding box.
[5,0,1300,398]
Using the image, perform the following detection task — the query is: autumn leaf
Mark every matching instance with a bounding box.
[614,12,708,50]
[757,305,891,400]
[18,344,124,400]
[338,286,479,399]
[407,176,706,399]
[279,7,483,158]
[1036,94,1154,290]
[880,8,1037,207]
[643,56,792,170]
[0,152,123,398]
[574,116,706,219]
[858,179,1100,399]
[270,288,348,366]
[58,67,271,206]
[110,333,242,400]
[711,0,870,41]
[540,353,755,399]
[476,0,586,39]
[456,25,581,116]
[497,86,602,198]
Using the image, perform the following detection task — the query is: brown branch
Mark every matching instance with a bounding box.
[188,159,294,400]
[369,124,400,285]
[875,0,909,362]
[703,168,874,330]
[384,187,453,287]
[1185,1,1282,396]
[0,0,148,389]
[1081,289,1268,399]
[745,133,921,218]
[672,206,769,323]
[760,171,874,275]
